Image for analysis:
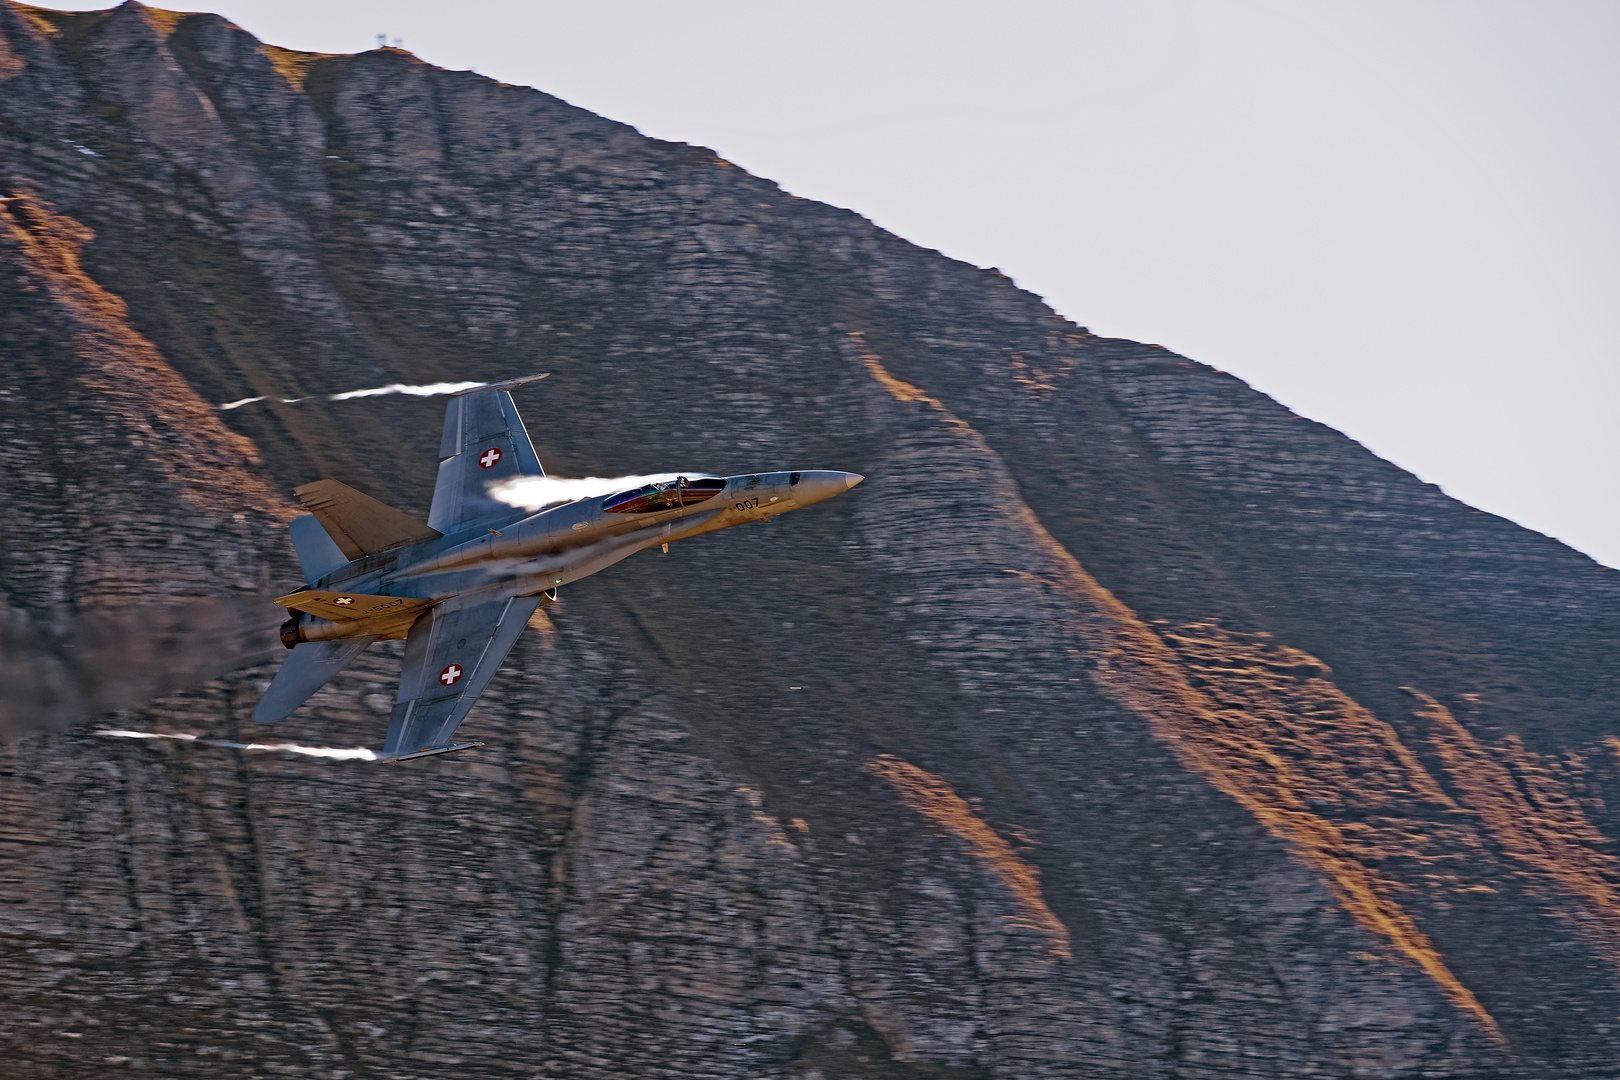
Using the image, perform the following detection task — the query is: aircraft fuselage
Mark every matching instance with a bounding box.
[281,470,859,644]
[256,373,863,759]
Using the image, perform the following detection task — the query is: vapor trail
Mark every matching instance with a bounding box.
[219,381,490,410]
[98,729,377,761]
[328,381,489,401]
[490,473,685,512]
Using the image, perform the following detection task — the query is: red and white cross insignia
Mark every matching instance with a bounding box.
[439,664,463,686]
[478,447,502,469]
[333,596,355,606]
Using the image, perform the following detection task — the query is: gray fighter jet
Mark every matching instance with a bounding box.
[253,374,862,761]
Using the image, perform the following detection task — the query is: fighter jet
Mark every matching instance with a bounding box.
[253,374,862,761]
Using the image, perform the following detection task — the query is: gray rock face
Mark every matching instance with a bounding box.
[3,3,1619,1077]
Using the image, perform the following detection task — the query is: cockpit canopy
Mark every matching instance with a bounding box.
[603,475,727,514]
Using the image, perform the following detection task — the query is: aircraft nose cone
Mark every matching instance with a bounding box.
[787,471,863,506]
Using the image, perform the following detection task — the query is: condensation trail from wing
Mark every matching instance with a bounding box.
[98,729,378,761]
[218,381,490,410]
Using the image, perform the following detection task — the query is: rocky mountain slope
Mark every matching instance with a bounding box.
[3,3,1619,1077]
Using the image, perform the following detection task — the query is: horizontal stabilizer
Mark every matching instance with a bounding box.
[275,589,435,624]
[253,637,377,723]
[295,479,441,561]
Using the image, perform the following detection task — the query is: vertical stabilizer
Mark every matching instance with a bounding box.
[289,514,350,583]
[252,637,378,723]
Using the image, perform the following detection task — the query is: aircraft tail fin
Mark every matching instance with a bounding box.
[289,514,350,583]
[294,479,442,560]
[252,636,377,723]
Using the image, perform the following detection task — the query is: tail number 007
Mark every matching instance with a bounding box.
[734,497,761,512]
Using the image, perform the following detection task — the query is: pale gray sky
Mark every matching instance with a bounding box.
[44,1,1620,565]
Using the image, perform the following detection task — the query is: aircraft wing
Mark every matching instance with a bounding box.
[427,375,547,532]
[381,591,543,758]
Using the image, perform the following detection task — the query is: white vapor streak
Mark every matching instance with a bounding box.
[218,381,490,410]
[489,473,679,512]
[98,729,378,761]
[328,381,489,401]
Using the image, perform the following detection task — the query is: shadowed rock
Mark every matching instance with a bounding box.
[2,3,1619,1078]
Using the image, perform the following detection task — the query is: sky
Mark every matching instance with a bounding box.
[43,0,1620,566]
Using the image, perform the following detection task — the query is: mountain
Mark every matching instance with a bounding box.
[3,3,1619,1077]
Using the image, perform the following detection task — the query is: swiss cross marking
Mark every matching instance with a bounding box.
[439,664,463,686]
[478,447,502,469]
[333,596,355,606]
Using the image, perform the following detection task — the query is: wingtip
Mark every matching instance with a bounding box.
[452,372,549,396]
[378,741,485,763]
[251,703,288,725]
